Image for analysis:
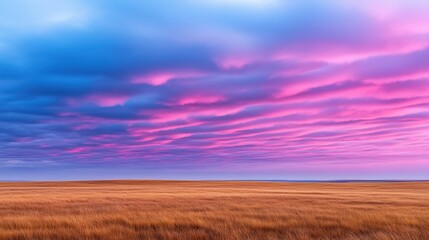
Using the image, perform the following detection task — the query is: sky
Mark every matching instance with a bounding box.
[1,0,429,180]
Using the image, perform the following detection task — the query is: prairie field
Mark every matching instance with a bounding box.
[0,181,428,240]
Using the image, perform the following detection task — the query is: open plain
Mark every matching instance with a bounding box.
[0,181,428,240]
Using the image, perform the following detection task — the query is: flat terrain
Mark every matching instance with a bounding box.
[0,181,428,240]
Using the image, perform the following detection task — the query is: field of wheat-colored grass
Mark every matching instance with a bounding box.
[0,180,428,240]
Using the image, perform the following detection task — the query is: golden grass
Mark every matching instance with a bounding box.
[0,180,428,240]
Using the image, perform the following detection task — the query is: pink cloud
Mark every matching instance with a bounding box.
[176,94,224,105]
[89,95,129,107]
[66,95,129,107]
[215,54,257,70]
[131,70,206,85]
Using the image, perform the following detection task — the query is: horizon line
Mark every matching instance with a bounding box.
[1,179,429,183]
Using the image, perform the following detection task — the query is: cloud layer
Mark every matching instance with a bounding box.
[1,0,429,179]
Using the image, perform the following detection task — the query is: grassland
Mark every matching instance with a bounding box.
[0,180,428,240]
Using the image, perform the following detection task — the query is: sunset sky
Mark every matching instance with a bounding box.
[1,0,429,180]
